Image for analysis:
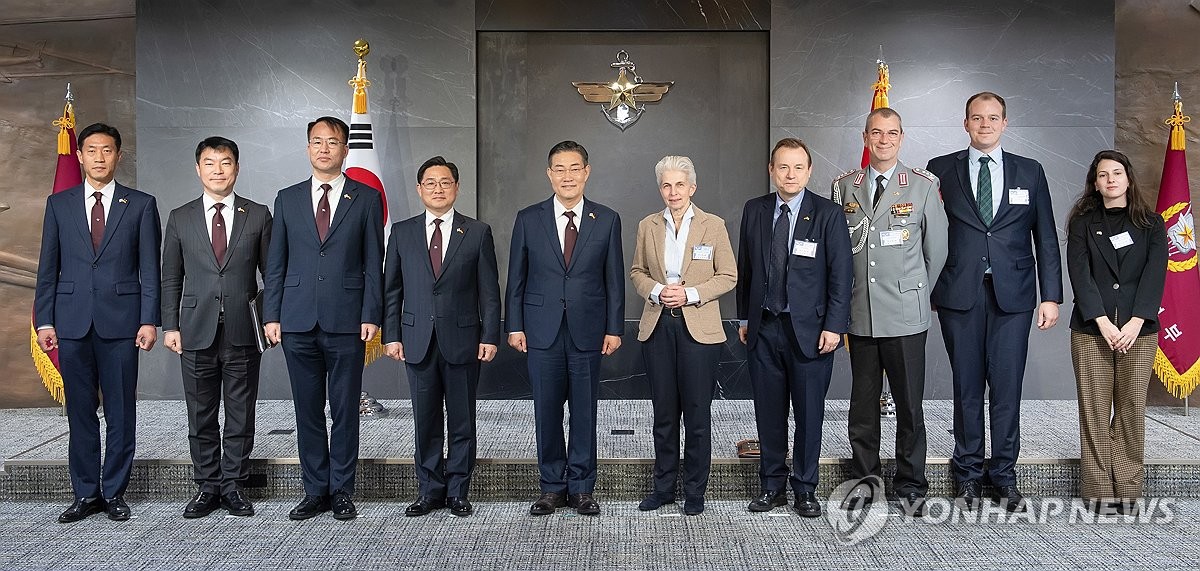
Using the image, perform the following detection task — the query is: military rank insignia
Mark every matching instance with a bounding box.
[844,202,859,214]
[901,228,911,241]
[891,202,914,217]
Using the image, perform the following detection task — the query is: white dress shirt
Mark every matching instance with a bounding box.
[552,195,585,251]
[311,174,346,219]
[202,193,236,244]
[84,179,115,227]
[425,209,454,264]
[650,205,700,305]
[968,146,1004,218]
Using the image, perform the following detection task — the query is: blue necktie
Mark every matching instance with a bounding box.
[978,156,993,226]
[765,203,791,315]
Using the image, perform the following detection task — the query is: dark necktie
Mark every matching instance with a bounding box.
[316,183,332,241]
[765,203,791,315]
[563,211,578,267]
[90,191,104,252]
[429,218,443,278]
[872,174,886,209]
[977,156,993,226]
[211,203,227,266]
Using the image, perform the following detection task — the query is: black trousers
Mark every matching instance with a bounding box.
[406,331,480,499]
[180,321,262,495]
[847,331,928,495]
[642,309,721,499]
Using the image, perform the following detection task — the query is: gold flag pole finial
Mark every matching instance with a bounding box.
[1166,81,1190,151]
[349,39,371,114]
[873,46,890,109]
[52,82,76,155]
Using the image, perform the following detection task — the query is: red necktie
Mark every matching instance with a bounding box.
[563,211,578,267]
[211,203,227,266]
[90,191,105,252]
[430,218,443,278]
[316,184,331,241]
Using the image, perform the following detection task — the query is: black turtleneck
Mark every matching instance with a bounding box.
[1103,205,1131,264]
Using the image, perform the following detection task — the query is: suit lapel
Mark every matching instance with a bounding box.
[649,212,666,279]
[1089,217,1120,277]
[537,199,567,270]
[679,206,707,278]
[759,195,774,270]
[438,212,468,281]
[570,199,597,271]
[992,152,1016,225]
[187,199,219,268]
[222,195,251,270]
[95,184,131,258]
[793,192,815,242]
[326,177,356,240]
[67,186,93,252]
[848,170,874,218]
[298,179,322,244]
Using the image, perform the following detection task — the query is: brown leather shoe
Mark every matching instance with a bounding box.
[567,493,600,516]
[529,492,567,516]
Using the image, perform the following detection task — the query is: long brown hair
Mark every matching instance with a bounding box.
[1067,149,1156,228]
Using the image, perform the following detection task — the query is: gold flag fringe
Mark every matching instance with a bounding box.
[1153,346,1200,399]
[364,334,385,367]
[29,324,65,404]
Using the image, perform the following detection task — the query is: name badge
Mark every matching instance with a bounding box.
[692,244,714,260]
[792,239,817,258]
[880,230,904,247]
[1009,188,1030,205]
[1109,231,1134,249]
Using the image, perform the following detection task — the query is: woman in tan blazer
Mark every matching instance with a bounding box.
[629,155,737,515]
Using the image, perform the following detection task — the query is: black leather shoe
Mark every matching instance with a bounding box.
[58,497,107,523]
[405,496,446,517]
[183,491,220,518]
[567,493,600,515]
[221,490,255,517]
[900,492,927,517]
[331,491,357,520]
[747,490,787,512]
[448,497,474,517]
[842,487,874,511]
[288,495,330,520]
[793,492,822,518]
[638,493,675,511]
[106,496,131,521]
[683,496,705,516]
[529,492,567,516]
[955,480,982,511]
[992,484,1027,513]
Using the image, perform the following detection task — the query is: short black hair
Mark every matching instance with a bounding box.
[77,123,122,151]
[547,140,588,167]
[195,136,240,164]
[307,116,350,141]
[417,155,459,184]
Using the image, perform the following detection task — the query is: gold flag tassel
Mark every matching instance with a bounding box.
[871,60,890,109]
[52,99,75,155]
[349,39,371,115]
[1166,96,1190,152]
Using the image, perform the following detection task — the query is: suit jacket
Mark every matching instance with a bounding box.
[926,149,1062,312]
[382,211,502,365]
[735,191,853,359]
[35,182,161,339]
[161,194,272,350]
[262,177,383,333]
[1067,209,1167,336]
[629,204,737,343]
[505,197,624,351]
[832,162,949,337]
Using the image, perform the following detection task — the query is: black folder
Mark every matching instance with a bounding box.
[248,289,276,353]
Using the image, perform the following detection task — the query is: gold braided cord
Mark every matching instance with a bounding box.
[52,101,75,155]
[1166,99,1190,151]
[872,62,890,109]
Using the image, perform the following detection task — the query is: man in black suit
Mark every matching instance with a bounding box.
[506,141,625,516]
[925,92,1062,512]
[263,117,384,521]
[35,123,161,523]
[161,136,272,518]
[383,156,501,518]
[736,137,853,517]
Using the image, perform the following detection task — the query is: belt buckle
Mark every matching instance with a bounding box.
[667,307,682,318]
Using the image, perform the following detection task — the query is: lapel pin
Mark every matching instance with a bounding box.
[237,207,246,213]
[118,198,128,204]
[456,227,464,234]
[343,193,352,200]
[1096,231,1103,235]
[588,212,596,220]
[803,216,811,221]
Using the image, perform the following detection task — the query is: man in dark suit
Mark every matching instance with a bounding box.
[161,136,272,518]
[506,140,624,516]
[263,116,384,521]
[736,137,853,518]
[383,156,501,518]
[925,92,1063,512]
[35,122,161,523]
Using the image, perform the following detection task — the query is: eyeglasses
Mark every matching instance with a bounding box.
[309,138,344,148]
[421,180,456,190]
[867,129,902,140]
[550,166,585,178]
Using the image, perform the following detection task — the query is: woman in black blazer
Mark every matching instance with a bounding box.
[1066,150,1167,515]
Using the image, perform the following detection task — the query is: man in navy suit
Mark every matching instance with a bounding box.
[383,156,501,518]
[263,116,384,521]
[925,92,1062,512]
[736,137,853,518]
[506,140,624,516]
[35,122,161,523]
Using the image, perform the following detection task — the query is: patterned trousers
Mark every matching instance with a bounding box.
[1070,331,1156,500]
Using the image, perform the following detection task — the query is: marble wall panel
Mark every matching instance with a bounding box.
[477,0,769,30]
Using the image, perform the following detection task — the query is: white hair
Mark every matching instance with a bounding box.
[654,155,697,186]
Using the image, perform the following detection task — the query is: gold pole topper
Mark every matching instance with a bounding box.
[349,39,371,114]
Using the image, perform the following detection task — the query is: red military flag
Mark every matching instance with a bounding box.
[30,85,83,404]
[1153,85,1200,398]
[860,57,890,168]
[344,41,392,365]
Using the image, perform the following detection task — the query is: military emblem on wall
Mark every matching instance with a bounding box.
[572,50,673,131]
